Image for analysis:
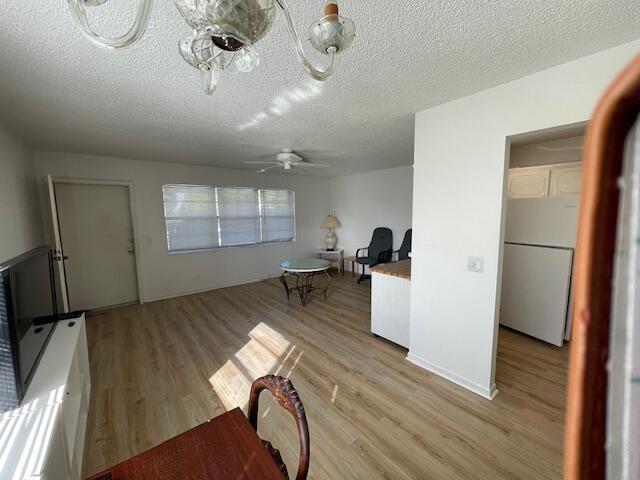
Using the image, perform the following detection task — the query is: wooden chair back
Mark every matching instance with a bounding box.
[564,53,640,479]
[248,375,310,480]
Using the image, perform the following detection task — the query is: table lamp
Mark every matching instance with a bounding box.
[321,214,341,250]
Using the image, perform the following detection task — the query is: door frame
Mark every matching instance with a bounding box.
[491,121,588,382]
[49,177,145,306]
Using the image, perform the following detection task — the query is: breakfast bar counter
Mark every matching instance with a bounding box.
[370,259,411,348]
[371,259,411,279]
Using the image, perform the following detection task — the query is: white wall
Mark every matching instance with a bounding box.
[33,152,329,302]
[0,127,43,262]
[329,166,413,269]
[409,39,640,398]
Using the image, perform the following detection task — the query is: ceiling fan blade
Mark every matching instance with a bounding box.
[294,162,331,168]
[297,150,341,156]
[243,161,282,165]
[257,164,282,173]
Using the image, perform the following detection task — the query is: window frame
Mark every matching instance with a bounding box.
[162,184,296,254]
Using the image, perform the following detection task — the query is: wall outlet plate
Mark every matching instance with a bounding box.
[467,256,484,273]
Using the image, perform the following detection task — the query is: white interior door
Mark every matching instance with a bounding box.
[46,175,69,313]
[54,183,138,311]
[500,243,573,346]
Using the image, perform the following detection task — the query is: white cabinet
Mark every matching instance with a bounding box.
[371,270,410,348]
[0,315,90,480]
[507,167,550,198]
[507,162,583,199]
[550,162,583,196]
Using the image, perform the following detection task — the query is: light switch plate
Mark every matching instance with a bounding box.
[467,256,484,273]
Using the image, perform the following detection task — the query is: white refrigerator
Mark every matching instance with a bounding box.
[500,196,579,346]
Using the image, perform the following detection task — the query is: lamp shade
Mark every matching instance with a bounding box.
[321,214,341,229]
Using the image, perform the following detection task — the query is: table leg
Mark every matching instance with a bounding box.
[306,272,314,305]
[300,273,306,306]
[280,273,291,303]
[341,257,345,276]
[324,269,332,300]
[281,268,331,306]
[295,272,302,306]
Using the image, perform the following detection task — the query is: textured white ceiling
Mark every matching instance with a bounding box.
[0,1,639,176]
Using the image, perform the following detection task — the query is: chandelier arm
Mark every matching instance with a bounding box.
[274,0,337,81]
[200,64,221,96]
[67,0,154,50]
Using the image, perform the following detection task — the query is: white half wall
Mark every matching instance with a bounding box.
[0,126,43,262]
[410,39,640,398]
[33,152,329,302]
[329,166,413,269]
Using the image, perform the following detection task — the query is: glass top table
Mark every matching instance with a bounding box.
[279,258,332,306]
[280,258,331,272]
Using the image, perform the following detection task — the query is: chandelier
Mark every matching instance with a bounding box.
[67,0,356,95]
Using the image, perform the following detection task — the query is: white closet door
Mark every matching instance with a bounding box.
[507,167,550,198]
[550,162,583,196]
[55,183,139,311]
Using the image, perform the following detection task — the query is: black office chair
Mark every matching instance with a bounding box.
[395,229,412,261]
[355,227,393,284]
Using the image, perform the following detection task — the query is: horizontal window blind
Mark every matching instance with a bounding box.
[216,187,260,247]
[260,189,296,243]
[163,185,218,252]
[163,184,296,252]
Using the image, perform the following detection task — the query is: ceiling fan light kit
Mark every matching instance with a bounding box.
[67,0,356,95]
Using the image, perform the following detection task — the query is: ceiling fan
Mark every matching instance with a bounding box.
[244,149,331,172]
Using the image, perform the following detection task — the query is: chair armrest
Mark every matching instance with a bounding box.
[356,247,368,258]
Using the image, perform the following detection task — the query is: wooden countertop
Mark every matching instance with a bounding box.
[371,259,411,279]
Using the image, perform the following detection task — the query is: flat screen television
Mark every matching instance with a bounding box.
[0,246,58,413]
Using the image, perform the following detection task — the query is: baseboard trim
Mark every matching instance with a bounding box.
[406,352,498,400]
[144,273,279,303]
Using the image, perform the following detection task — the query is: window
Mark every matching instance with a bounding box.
[163,185,218,252]
[260,189,296,243]
[217,187,260,247]
[162,185,296,252]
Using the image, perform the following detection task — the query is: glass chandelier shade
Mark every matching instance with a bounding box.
[205,0,277,50]
[178,28,260,95]
[309,7,356,54]
[66,0,356,95]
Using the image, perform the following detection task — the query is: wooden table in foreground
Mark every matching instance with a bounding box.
[87,408,285,480]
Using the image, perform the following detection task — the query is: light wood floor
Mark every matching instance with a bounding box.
[83,274,569,479]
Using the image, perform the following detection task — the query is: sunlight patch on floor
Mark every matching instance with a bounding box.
[331,384,339,404]
[209,322,302,411]
[209,360,253,411]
